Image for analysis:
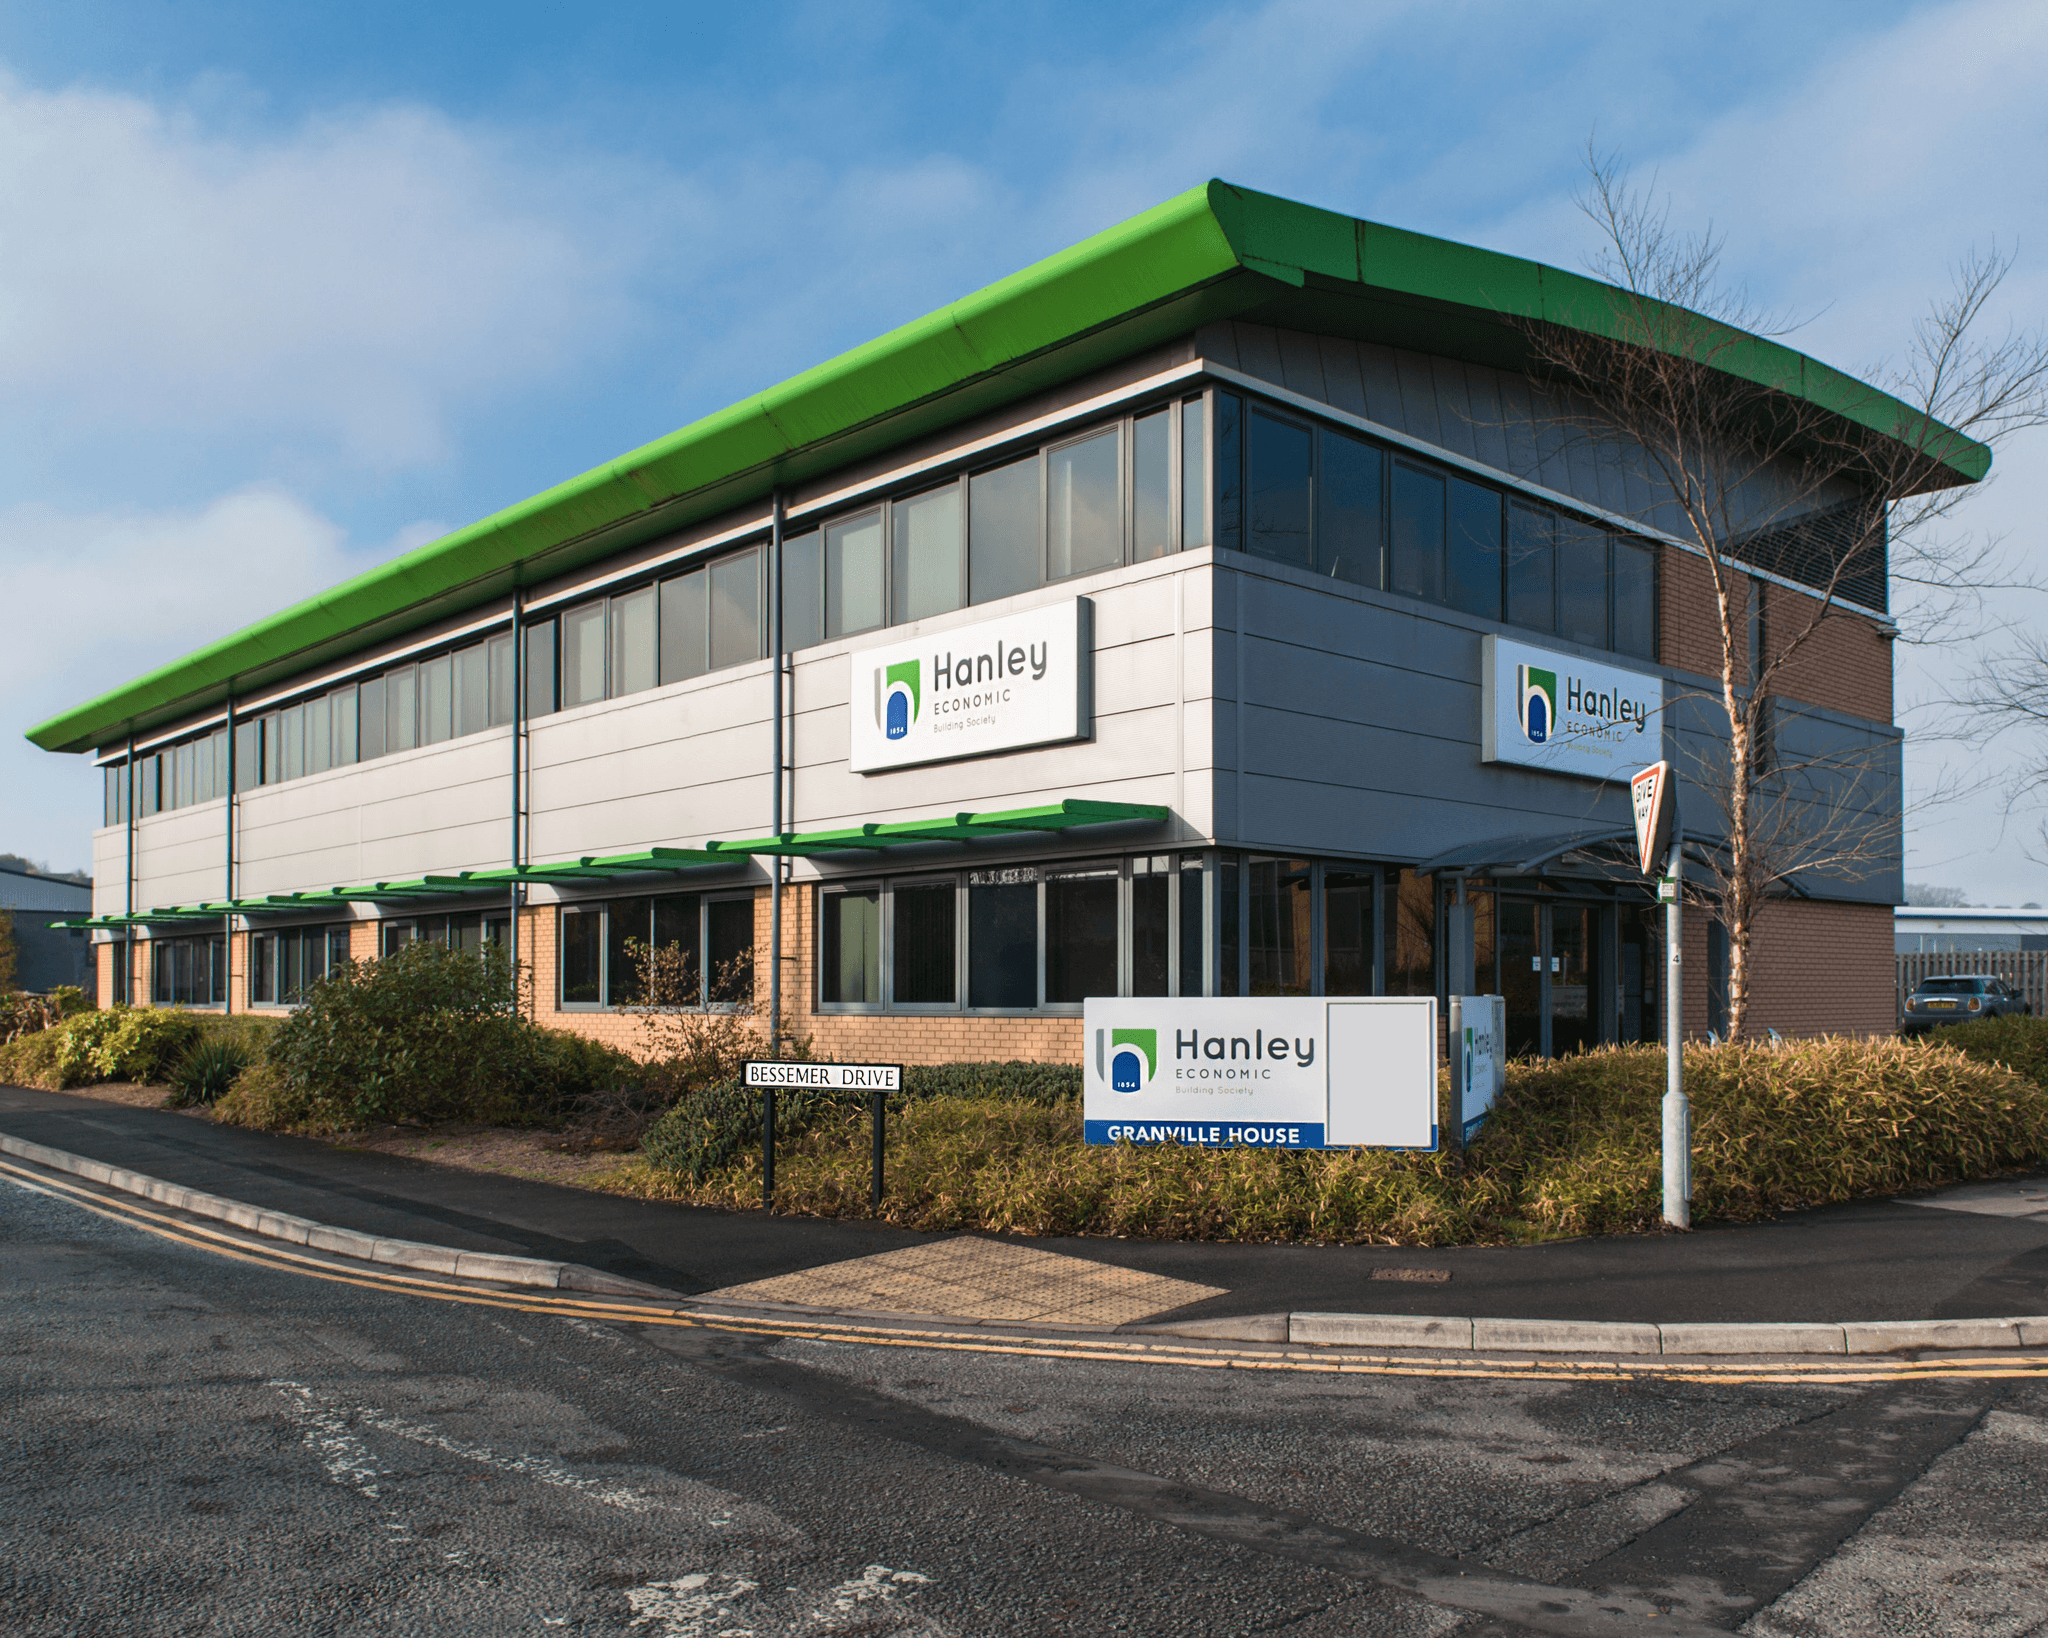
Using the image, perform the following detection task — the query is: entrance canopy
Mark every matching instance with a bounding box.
[1417,824,1724,886]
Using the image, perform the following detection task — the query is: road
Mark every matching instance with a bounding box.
[4,1175,2046,1637]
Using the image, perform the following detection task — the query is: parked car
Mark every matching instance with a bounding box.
[1900,975,2032,1034]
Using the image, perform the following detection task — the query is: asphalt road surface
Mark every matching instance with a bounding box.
[5,1177,2046,1637]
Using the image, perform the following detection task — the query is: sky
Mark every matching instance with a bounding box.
[3,0,2045,901]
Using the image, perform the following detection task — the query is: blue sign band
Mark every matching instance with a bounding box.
[1084,1120,1327,1149]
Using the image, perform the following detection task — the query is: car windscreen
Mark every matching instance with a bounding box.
[1914,978,1983,996]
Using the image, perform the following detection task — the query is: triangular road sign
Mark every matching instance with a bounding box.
[1631,761,1676,877]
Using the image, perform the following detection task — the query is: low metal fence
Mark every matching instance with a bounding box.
[1896,950,2048,1020]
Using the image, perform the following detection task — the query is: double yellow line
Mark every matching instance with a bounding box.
[6,1153,2044,1386]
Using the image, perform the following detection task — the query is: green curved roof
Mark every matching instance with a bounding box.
[29,178,1986,755]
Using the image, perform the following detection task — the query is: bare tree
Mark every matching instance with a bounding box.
[1523,147,2048,1038]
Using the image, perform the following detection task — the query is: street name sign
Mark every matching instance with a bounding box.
[745,1061,902,1091]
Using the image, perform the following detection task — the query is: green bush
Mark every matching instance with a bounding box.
[639,1038,2048,1245]
[56,1007,208,1086]
[167,1037,255,1107]
[1929,1013,2048,1090]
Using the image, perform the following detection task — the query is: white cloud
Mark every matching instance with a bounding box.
[0,73,688,472]
[1,486,409,870]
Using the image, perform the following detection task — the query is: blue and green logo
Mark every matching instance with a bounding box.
[878,660,921,740]
[1517,664,1556,744]
[1109,1028,1157,1093]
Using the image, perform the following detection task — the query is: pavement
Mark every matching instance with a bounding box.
[4,1081,2047,1336]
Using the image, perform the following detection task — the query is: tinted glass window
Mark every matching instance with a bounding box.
[1447,478,1503,620]
[969,455,1040,606]
[456,643,490,736]
[525,619,557,717]
[968,870,1037,1008]
[611,586,657,697]
[562,601,608,707]
[1558,523,1610,648]
[420,653,454,744]
[1215,391,1243,554]
[659,569,707,684]
[891,486,962,624]
[1324,868,1373,996]
[652,893,702,1006]
[892,882,956,1005]
[487,633,515,726]
[1131,855,1170,997]
[1180,397,1207,550]
[710,548,762,670]
[305,700,331,776]
[1047,428,1120,580]
[821,889,881,1005]
[827,510,884,638]
[280,705,305,781]
[1614,538,1656,658]
[1248,856,1312,996]
[1178,856,1204,997]
[1505,501,1555,633]
[560,909,601,1005]
[706,897,754,1003]
[234,719,263,787]
[1247,408,1313,567]
[1317,429,1381,587]
[331,687,358,765]
[1386,869,1435,997]
[606,897,650,1006]
[782,530,824,651]
[1045,864,1118,1004]
[1133,408,1172,562]
[387,664,418,752]
[1390,462,1446,601]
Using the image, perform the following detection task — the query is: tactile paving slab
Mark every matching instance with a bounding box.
[700,1237,1225,1327]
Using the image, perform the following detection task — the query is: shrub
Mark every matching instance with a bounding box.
[1929,1014,2048,1090]
[639,1037,2048,1245]
[54,1006,207,1086]
[166,1037,255,1107]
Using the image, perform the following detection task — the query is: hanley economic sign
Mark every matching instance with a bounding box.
[1082,997,1436,1150]
[849,598,1092,772]
[1480,635,1664,783]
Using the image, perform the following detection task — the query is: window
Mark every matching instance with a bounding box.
[151,934,225,1006]
[1044,862,1118,1004]
[560,908,602,1004]
[420,652,454,745]
[967,868,1037,1008]
[456,642,491,737]
[1318,429,1381,586]
[709,547,763,670]
[1558,523,1610,648]
[387,663,419,753]
[891,881,955,1004]
[1133,409,1172,562]
[783,530,825,651]
[1505,500,1555,633]
[1249,856,1312,997]
[706,897,755,1004]
[1217,854,1239,996]
[1047,428,1121,580]
[1323,868,1374,995]
[526,619,558,717]
[827,509,885,638]
[1130,854,1172,997]
[969,455,1041,606]
[488,633,516,726]
[234,719,263,790]
[821,888,882,1006]
[357,676,386,761]
[280,704,305,781]
[562,600,608,708]
[1386,869,1435,998]
[250,925,349,1005]
[558,895,742,1010]
[890,486,962,624]
[612,586,657,698]
[1447,478,1503,621]
[1390,461,1446,602]
[1215,391,1243,555]
[331,687,359,766]
[1180,397,1208,550]
[1247,407,1313,567]
[659,568,708,684]
[1614,539,1657,659]
[1178,855,1205,998]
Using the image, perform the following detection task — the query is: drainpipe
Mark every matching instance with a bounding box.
[510,585,525,1016]
[769,490,784,1056]
[223,694,235,1014]
[124,729,135,1004]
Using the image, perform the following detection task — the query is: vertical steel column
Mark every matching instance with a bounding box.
[1663,829,1690,1229]
[124,730,136,1004]
[509,587,525,1016]
[769,491,784,1057]
[223,696,236,1014]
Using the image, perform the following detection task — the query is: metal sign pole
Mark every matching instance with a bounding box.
[870,1088,886,1216]
[1663,823,1690,1229]
[761,1088,776,1213]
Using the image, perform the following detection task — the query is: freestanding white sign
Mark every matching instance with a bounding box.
[1480,634,1663,783]
[849,598,1092,773]
[1454,994,1506,1139]
[1082,997,1436,1150]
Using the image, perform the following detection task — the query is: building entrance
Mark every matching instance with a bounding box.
[1498,897,1609,1059]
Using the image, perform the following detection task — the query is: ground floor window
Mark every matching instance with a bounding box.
[380,912,508,959]
[820,853,1208,1013]
[105,940,132,1005]
[250,925,352,1005]
[151,935,226,1007]
[558,893,751,1009]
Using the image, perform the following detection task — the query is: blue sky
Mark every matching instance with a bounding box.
[3,0,2043,900]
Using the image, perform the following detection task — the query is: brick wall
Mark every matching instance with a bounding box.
[1678,899,1894,1039]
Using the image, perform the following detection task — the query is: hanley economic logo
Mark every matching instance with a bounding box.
[876,660,921,741]
[1105,1028,1157,1093]
[1517,664,1557,744]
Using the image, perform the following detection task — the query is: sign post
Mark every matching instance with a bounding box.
[744,1062,904,1216]
[1632,760,1689,1230]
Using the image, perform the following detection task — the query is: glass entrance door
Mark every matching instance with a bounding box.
[1500,898,1543,1058]
[1498,897,1608,1059]
[1548,905,1600,1057]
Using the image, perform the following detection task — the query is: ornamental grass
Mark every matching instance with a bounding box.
[634,1033,2048,1246]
